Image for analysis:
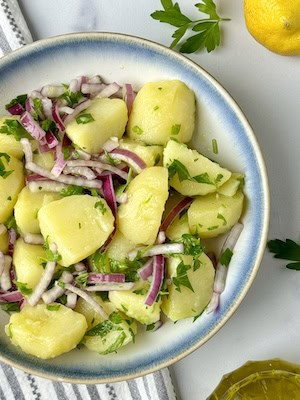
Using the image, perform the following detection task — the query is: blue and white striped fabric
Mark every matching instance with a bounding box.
[0,1,177,399]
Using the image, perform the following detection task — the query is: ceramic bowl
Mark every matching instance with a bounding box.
[0,32,269,383]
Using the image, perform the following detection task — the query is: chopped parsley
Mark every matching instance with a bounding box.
[0,302,20,314]
[41,119,52,132]
[5,215,17,230]
[60,89,83,107]
[76,113,95,124]
[154,153,161,166]
[0,118,32,141]
[94,201,107,215]
[75,272,89,288]
[7,196,12,201]
[212,138,218,154]
[15,281,33,296]
[172,261,194,292]
[46,304,61,311]
[60,185,84,197]
[153,105,159,111]
[5,94,27,110]
[0,153,13,179]
[171,124,181,135]
[207,225,219,231]
[132,125,143,135]
[217,213,227,226]
[41,237,62,263]
[180,233,203,258]
[219,248,233,267]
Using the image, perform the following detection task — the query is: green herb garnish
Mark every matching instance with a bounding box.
[267,239,300,271]
[60,185,84,197]
[219,248,233,267]
[132,125,143,135]
[0,153,13,179]
[5,94,27,110]
[171,124,181,135]
[217,213,227,226]
[172,261,194,292]
[46,304,61,311]
[212,138,218,154]
[0,302,20,314]
[76,113,95,125]
[15,281,33,296]
[0,119,31,141]
[94,201,106,215]
[151,0,229,54]
[60,90,83,107]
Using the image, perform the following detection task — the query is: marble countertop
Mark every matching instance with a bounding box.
[17,0,300,398]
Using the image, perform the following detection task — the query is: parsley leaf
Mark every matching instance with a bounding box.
[151,0,230,54]
[0,302,20,314]
[60,90,83,107]
[60,185,84,197]
[41,237,62,263]
[172,261,194,292]
[0,153,13,179]
[267,239,300,270]
[5,94,27,110]
[171,124,181,135]
[46,304,61,311]
[180,233,203,258]
[219,248,233,267]
[94,201,107,215]
[0,119,32,141]
[15,281,33,296]
[76,113,95,124]
[168,159,193,182]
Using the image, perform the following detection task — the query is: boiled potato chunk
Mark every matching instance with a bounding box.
[162,253,214,321]
[38,195,114,266]
[65,98,128,154]
[0,154,25,224]
[6,304,87,359]
[0,117,24,159]
[119,138,163,167]
[106,230,135,261]
[14,186,61,234]
[32,151,55,171]
[163,140,231,196]
[13,238,46,290]
[118,167,169,245]
[109,284,161,325]
[188,191,244,238]
[166,212,190,241]
[0,229,8,254]
[217,173,244,197]
[127,80,195,145]
[75,296,137,354]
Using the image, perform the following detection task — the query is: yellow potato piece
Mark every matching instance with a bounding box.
[217,173,244,197]
[0,116,24,159]
[163,140,231,196]
[32,151,55,171]
[13,238,46,290]
[127,80,195,145]
[162,253,215,321]
[188,191,244,238]
[118,167,169,245]
[65,98,128,154]
[0,154,25,224]
[6,304,87,359]
[119,138,163,167]
[38,195,114,266]
[106,230,135,261]
[0,229,8,254]
[14,186,61,235]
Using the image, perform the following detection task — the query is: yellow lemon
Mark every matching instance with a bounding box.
[244,0,300,55]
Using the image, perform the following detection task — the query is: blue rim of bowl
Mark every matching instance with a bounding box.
[0,32,270,384]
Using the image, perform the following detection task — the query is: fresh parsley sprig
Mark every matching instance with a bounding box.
[151,0,230,54]
[0,153,13,179]
[267,238,300,271]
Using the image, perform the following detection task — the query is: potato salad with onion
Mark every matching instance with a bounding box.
[0,76,245,359]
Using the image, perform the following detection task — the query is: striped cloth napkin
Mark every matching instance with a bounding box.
[0,1,177,399]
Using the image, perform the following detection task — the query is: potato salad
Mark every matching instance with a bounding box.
[0,76,244,359]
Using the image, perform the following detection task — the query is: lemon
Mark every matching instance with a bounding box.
[244,0,300,55]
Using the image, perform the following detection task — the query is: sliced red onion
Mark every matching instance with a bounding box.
[7,103,24,115]
[41,85,65,98]
[156,231,166,244]
[0,224,7,235]
[128,243,184,261]
[74,262,86,272]
[87,273,125,284]
[58,106,74,114]
[51,143,66,177]
[160,197,193,233]
[27,243,58,306]
[0,251,4,277]
[86,282,135,291]
[0,290,23,303]
[8,229,17,257]
[25,97,33,112]
[73,149,91,160]
[206,251,217,269]
[28,180,68,193]
[52,101,65,131]
[145,255,164,306]
[41,271,73,304]
[63,165,96,181]
[102,174,117,217]
[66,159,128,181]
[20,138,33,163]
[87,75,102,84]
[66,291,77,309]
[99,228,116,254]
[39,142,52,153]
[138,258,154,280]
[25,162,103,189]
[123,83,135,114]
[69,78,81,93]
[20,112,46,143]
[30,90,43,99]
[23,233,44,245]
[147,320,163,332]
[0,256,12,291]
[102,137,119,152]
[109,148,147,174]
[207,223,244,314]
[64,283,108,319]
[26,174,48,183]
[96,83,120,98]
[45,131,59,149]
[116,192,128,204]
[41,97,53,120]
[81,83,104,95]
[63,99,91,125]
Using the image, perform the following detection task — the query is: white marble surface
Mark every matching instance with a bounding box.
[17,0,300,398]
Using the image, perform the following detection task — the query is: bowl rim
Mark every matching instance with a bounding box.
[0,31,270,384]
